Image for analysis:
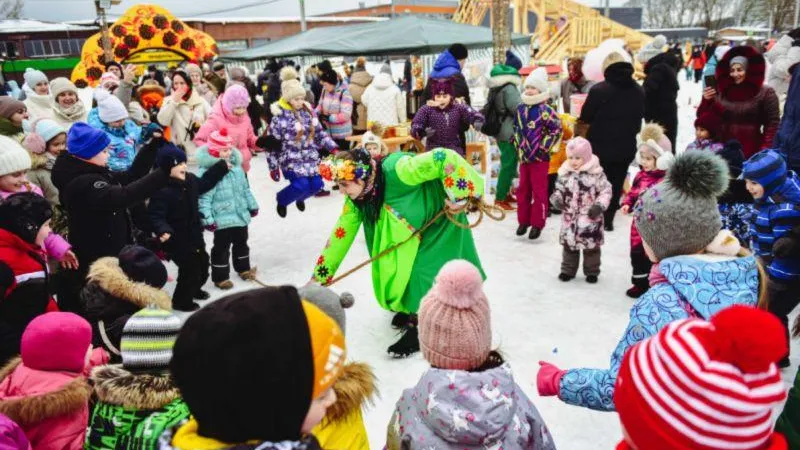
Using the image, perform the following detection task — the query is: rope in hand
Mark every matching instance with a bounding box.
[325,197,505,286]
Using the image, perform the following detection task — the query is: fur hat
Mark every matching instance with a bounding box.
[743,149,788,196]
[298,284,354,335]
[419,260,490,370]
[0,135,32,177]
[118,245,168,288]
[49,77,78,100]
[21,312,91,373]
[171,287,345,442]
[0,192,52,244]
[694,112,723,140]
[0,97,25,120]
[280,66,306,101]
[524,67,550,95]
[121,306,181,373]
[22,118,65,155]
[221,84,250,114]
[565,137,593,162]
[615,306,787,450]
[636,122,675,170]
[361,122,388,156]
[634,151,728,261]
[95,88,128,123]
[67,122,111,160]
[23,68,47,89]
[448,43,468,61]
[602,51,627,74]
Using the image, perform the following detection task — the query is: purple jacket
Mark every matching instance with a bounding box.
[411,103,483,156]
[0,413,30,450]
[686,138,724,153]
[268,100,337,177]
[513,102,563,163]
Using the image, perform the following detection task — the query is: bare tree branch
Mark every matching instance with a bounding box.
[0,0,24,19]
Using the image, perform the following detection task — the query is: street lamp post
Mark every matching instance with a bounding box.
[95,0,121,63]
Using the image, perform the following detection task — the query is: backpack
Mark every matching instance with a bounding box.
[480,84,512,137]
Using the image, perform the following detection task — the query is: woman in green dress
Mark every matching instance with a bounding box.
[314,146,485,357]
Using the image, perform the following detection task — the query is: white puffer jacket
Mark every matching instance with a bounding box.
[361,73,406,127]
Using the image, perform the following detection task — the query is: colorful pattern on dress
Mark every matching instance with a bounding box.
[385,204,419,237]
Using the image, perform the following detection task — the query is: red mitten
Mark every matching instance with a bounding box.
[536,361,566,397]
[250,210,259,218]
[270,169,280,182]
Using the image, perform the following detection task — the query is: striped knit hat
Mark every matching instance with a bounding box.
[121,306,181,373]
[614,306,788,450]
[208,128,233,157]
[743,150,788,197]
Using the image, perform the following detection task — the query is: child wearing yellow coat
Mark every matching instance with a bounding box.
[548,113,574,214]
[299,284,377,450]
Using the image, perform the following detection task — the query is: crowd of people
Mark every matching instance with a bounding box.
[0,29,799,449]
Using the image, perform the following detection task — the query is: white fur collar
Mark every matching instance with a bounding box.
[488,74,521,88]
[558,154,602,176]
[521,91,550,106]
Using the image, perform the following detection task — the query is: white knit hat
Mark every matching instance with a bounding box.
[95,89,129,123]
[280,66,306,101]
[524,67,550,96]
[23,68,47,89]
[0,135,32,177]
[49,77,78,99]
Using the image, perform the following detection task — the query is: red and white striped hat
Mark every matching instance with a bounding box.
[208,128,233,157]
[614,305,789,450]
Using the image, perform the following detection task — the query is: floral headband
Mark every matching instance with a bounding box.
[320,157,371,182]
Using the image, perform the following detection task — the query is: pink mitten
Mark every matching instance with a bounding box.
[536,361,566,397]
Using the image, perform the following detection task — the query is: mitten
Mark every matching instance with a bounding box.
[588,204,603,219]
[536,361,566,397]
[270,169,280,182]
[473,120,484,132]
[256,134,282,153]
[204,224,217,232]
[250,210,259,218]
[425,127,436,138]
[141,122,164,143]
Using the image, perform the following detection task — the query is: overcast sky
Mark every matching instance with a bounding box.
[20,0,620,22]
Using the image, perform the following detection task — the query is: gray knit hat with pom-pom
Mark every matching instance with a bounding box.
[634,150,729,261]
[297,284,354,335]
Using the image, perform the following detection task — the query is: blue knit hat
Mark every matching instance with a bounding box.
[155,143,187,171]
[505,50,523,70]
[67,122,110,160]
[743,150,787,196]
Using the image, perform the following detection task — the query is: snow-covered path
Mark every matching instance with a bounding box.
[164,77,797,449]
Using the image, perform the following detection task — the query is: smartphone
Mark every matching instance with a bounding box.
[704,75,716,89]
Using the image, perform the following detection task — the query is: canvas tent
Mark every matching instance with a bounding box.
[223,16,531,62]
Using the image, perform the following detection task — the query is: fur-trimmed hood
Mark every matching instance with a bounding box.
[558,154,603,176]
[320,362,377,426]
[90,365,180,410]
[28,151,50,170]
[0,357,90,426]
[85,257,171,311]
[716,45,766,97]
[488,74,522,89]
[269,98,315,120]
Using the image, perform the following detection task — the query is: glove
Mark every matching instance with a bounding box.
[257,134,282,152]
[425,127,436,138]
[536,361,566,397]
[204,224,217,232]
[141,122,164,144]
[270,169,280,182]
[473,120,484,132]
[588,204,603,219]
[250,210,259,218]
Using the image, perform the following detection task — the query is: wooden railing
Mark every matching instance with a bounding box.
[453,0,490,26]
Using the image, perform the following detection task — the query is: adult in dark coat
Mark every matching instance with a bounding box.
[51,123,171,312]
[773,62,800,171]
[643,52,681,151]
[578,54,645,230]
[698,45,780,159]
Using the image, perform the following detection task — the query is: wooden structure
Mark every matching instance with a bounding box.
[454,0,653,63]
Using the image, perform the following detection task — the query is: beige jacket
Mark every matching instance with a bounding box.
[156,90,211,158]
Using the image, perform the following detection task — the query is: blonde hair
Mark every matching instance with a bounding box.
[355,57,367,70]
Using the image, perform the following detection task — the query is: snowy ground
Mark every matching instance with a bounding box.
[164,77,799,449]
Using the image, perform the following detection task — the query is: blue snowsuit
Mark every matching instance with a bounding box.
[752,171,800,281]
[774,64,800,172]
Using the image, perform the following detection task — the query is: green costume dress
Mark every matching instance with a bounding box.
[313,148,485,314]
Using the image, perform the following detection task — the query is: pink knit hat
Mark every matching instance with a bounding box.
[21,312,92,373]
[100,72,120,91]
[566,137,593,162]
[208,128,233,157]
[222,84,250,114]
[418,260,491,370]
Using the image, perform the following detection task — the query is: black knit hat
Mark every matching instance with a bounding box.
[170,286,314,443]
[320,69,338,85]
[317,60,333,74]
[155,143,187,171]
[0,193,52,244]
[118,245,168,288]
[449,43,468,61]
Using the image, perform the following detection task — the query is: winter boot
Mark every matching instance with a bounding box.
[625,285,648,298]
[586,275,598,283]
[215,280,234,290]
[388,321,419,358]
[604,221,614,232]
[391,312,410,329]
[174,301,201,312]
[516,225,529,236]
[194,289,211,300]
[528,227,541,240]
[558,273,574,282]
[239,267,257,281]
[507,193,518,204]
[495,200,515,211]
[277,204,287,218]
[296,200,306,212]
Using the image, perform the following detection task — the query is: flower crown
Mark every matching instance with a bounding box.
[320,157,371,182]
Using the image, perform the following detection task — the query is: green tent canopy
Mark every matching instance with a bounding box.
[223,16,531,61]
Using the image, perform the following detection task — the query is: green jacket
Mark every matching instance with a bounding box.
[777,366,800,448]
[488,72,522,142]
[313,149,485,314]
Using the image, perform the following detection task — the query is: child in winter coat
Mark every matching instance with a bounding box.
[196,131,259,290]
[0,98,28,143]
[548,114,573,215]
[619,123,675,298]
[21,68,50,123]
[0,193,58,366]
[88,89,142,172]
[165,287,346,449]
[538,151,760,412]
[0,136,76,268]
[149,144,228,311]
[361,122,389,158]
[743,149,800,367]
[686,111,725,153]
[549,137,612,283]
[298,284,376,450]
[716,140,756,246]
[86,306,190,450]
[195,84,259,173]
[513,69,563,240]
[411,77,484,156]
[0,312,100,450]
[81,245,171,363]
[268,67,338,218]
[615,306,789,450]
[22,119,66,207]
[387,260,556,450]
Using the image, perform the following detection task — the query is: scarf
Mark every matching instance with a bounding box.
[52,99,86,122]
[0,117,22,136]
[521,91,550,106]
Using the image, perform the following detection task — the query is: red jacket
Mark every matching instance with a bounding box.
[622,168,666,250]
[697,46,780,158]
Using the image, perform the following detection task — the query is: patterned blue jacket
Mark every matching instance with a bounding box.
[558,254,759,411]
[752,172,800,281]
[87,108,142,172]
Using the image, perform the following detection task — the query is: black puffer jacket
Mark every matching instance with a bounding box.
[148,161,227,258]
[51,139,169,268]
[643,52,680,150]
[80,256,171,362]
[579,62,645,165]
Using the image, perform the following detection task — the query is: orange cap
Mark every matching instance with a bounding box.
[301,300,346,399]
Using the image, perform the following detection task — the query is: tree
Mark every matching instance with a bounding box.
[0,0,23,19]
